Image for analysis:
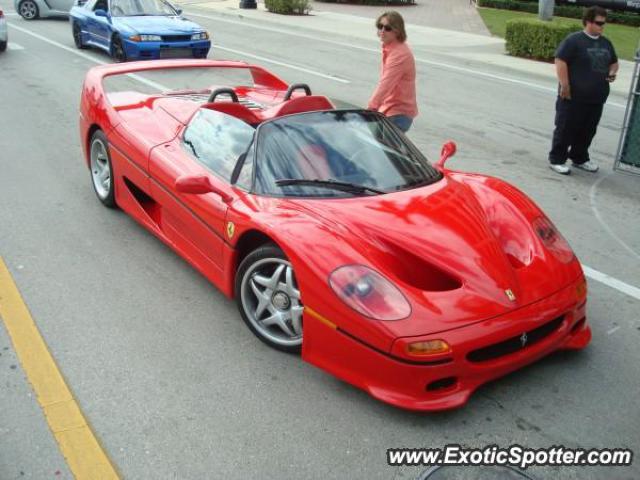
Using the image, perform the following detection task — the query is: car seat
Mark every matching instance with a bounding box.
[296,144,332,180]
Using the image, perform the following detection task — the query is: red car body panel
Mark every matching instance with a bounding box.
[80,60,591,411]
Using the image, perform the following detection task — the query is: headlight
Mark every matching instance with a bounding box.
[191,32,209,41]
[129,34,162,42]
[533,216,574,263]
[329,265,411,321]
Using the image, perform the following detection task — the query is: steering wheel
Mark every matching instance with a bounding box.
[349,146,380,169]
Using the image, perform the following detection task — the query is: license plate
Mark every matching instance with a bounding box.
[159,48,193,59]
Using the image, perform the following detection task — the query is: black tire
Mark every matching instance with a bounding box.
[18,0,39,20]
[0,41,7,53]
[111,35,127,62]
[89,130,117,208]
[235,244,303,353]
[72,23,87,50]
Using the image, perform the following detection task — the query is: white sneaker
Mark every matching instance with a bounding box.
[549,164,570,175]
[572,160,599,172]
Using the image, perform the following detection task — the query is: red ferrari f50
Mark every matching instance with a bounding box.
[79,60,591,411]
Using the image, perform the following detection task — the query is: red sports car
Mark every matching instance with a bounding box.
[79,60,591,411]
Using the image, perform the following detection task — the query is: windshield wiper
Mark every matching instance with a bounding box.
[275,178,385,195]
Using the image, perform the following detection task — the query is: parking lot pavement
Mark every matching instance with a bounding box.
[1,6,639,480]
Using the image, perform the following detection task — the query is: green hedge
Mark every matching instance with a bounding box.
[264,0,310,14]
[477,0,640,26]
[505,18,581,60]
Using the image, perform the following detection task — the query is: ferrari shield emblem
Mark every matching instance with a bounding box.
[226,221,235,239]
[505,289,516,301]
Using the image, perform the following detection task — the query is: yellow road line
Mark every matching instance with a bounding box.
[0,257,120,480]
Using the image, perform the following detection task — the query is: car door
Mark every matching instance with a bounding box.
[48,0,75,15]
[85,0,112,49]
[148,109,255,274]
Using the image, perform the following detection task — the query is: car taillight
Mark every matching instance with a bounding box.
[329,265,411,321]
[0,9,4,18]
[532,216,574,263]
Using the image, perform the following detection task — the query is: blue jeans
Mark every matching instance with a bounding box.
[388,115,413,133]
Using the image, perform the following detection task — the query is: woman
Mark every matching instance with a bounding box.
[367,11,418,133]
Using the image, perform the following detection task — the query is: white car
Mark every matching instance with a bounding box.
[14,0,75,20]
[0,8,8,52]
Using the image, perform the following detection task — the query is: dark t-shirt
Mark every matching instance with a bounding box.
[555,31,618,104]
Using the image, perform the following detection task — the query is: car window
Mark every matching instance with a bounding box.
[182,109,255,183]
[234,141,255,191]
[254,110,442,198]
[111,0,177,16]
[93,0,107,11]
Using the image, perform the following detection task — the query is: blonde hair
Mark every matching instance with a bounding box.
[376,11,407,42]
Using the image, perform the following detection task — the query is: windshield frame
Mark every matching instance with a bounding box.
[110,0,180,17]
[247,109,442,199]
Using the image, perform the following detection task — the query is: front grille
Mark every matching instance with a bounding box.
[467,315,564,363]
[161,35,192,42]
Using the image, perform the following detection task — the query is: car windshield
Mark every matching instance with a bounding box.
[110,0,177,16]
[253,110,441,198]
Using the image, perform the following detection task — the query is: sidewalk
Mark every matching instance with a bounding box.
[178,0,635,98]
[310,0,490,35]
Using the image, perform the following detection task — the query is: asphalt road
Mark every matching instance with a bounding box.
[0,4,639,480]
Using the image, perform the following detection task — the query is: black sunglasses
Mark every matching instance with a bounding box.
[376,24,393,32]
[593,20,606,26]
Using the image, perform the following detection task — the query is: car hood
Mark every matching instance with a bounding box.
[114,15,203,34]
[280,174,582,336]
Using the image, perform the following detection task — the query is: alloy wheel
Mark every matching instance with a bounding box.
[90,137,111,201]
[240,256,303,350]
[19,0,38,19]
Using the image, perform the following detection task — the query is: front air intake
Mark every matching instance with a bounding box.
[467,315,564,363]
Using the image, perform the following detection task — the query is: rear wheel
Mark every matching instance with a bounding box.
[111,35,127,62]
[18,0,39,19]
[72,23,87,49]
[236,245,303,353]
[89,130,116,208]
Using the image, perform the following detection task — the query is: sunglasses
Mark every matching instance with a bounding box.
[377,24,393,32]
[593,20,606,26]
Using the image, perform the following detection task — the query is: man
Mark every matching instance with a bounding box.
[548,6,618,175]
[367,11,418,133]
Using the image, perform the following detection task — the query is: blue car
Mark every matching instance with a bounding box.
[69,0,210,61]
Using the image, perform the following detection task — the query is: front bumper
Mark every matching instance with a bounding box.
[302,278,590,411]
[122,39,211,60]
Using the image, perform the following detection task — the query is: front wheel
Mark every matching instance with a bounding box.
[236,245,303,353]
[89,130,117,208]
[0,41,7,53]
[111,35,127,62]
[72,23,87,49]
[18,0,39,19]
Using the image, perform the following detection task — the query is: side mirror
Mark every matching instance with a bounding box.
[175,174,233,202]
[175,7,183,14]
[434,141,457,169]
[94,8,109,17]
